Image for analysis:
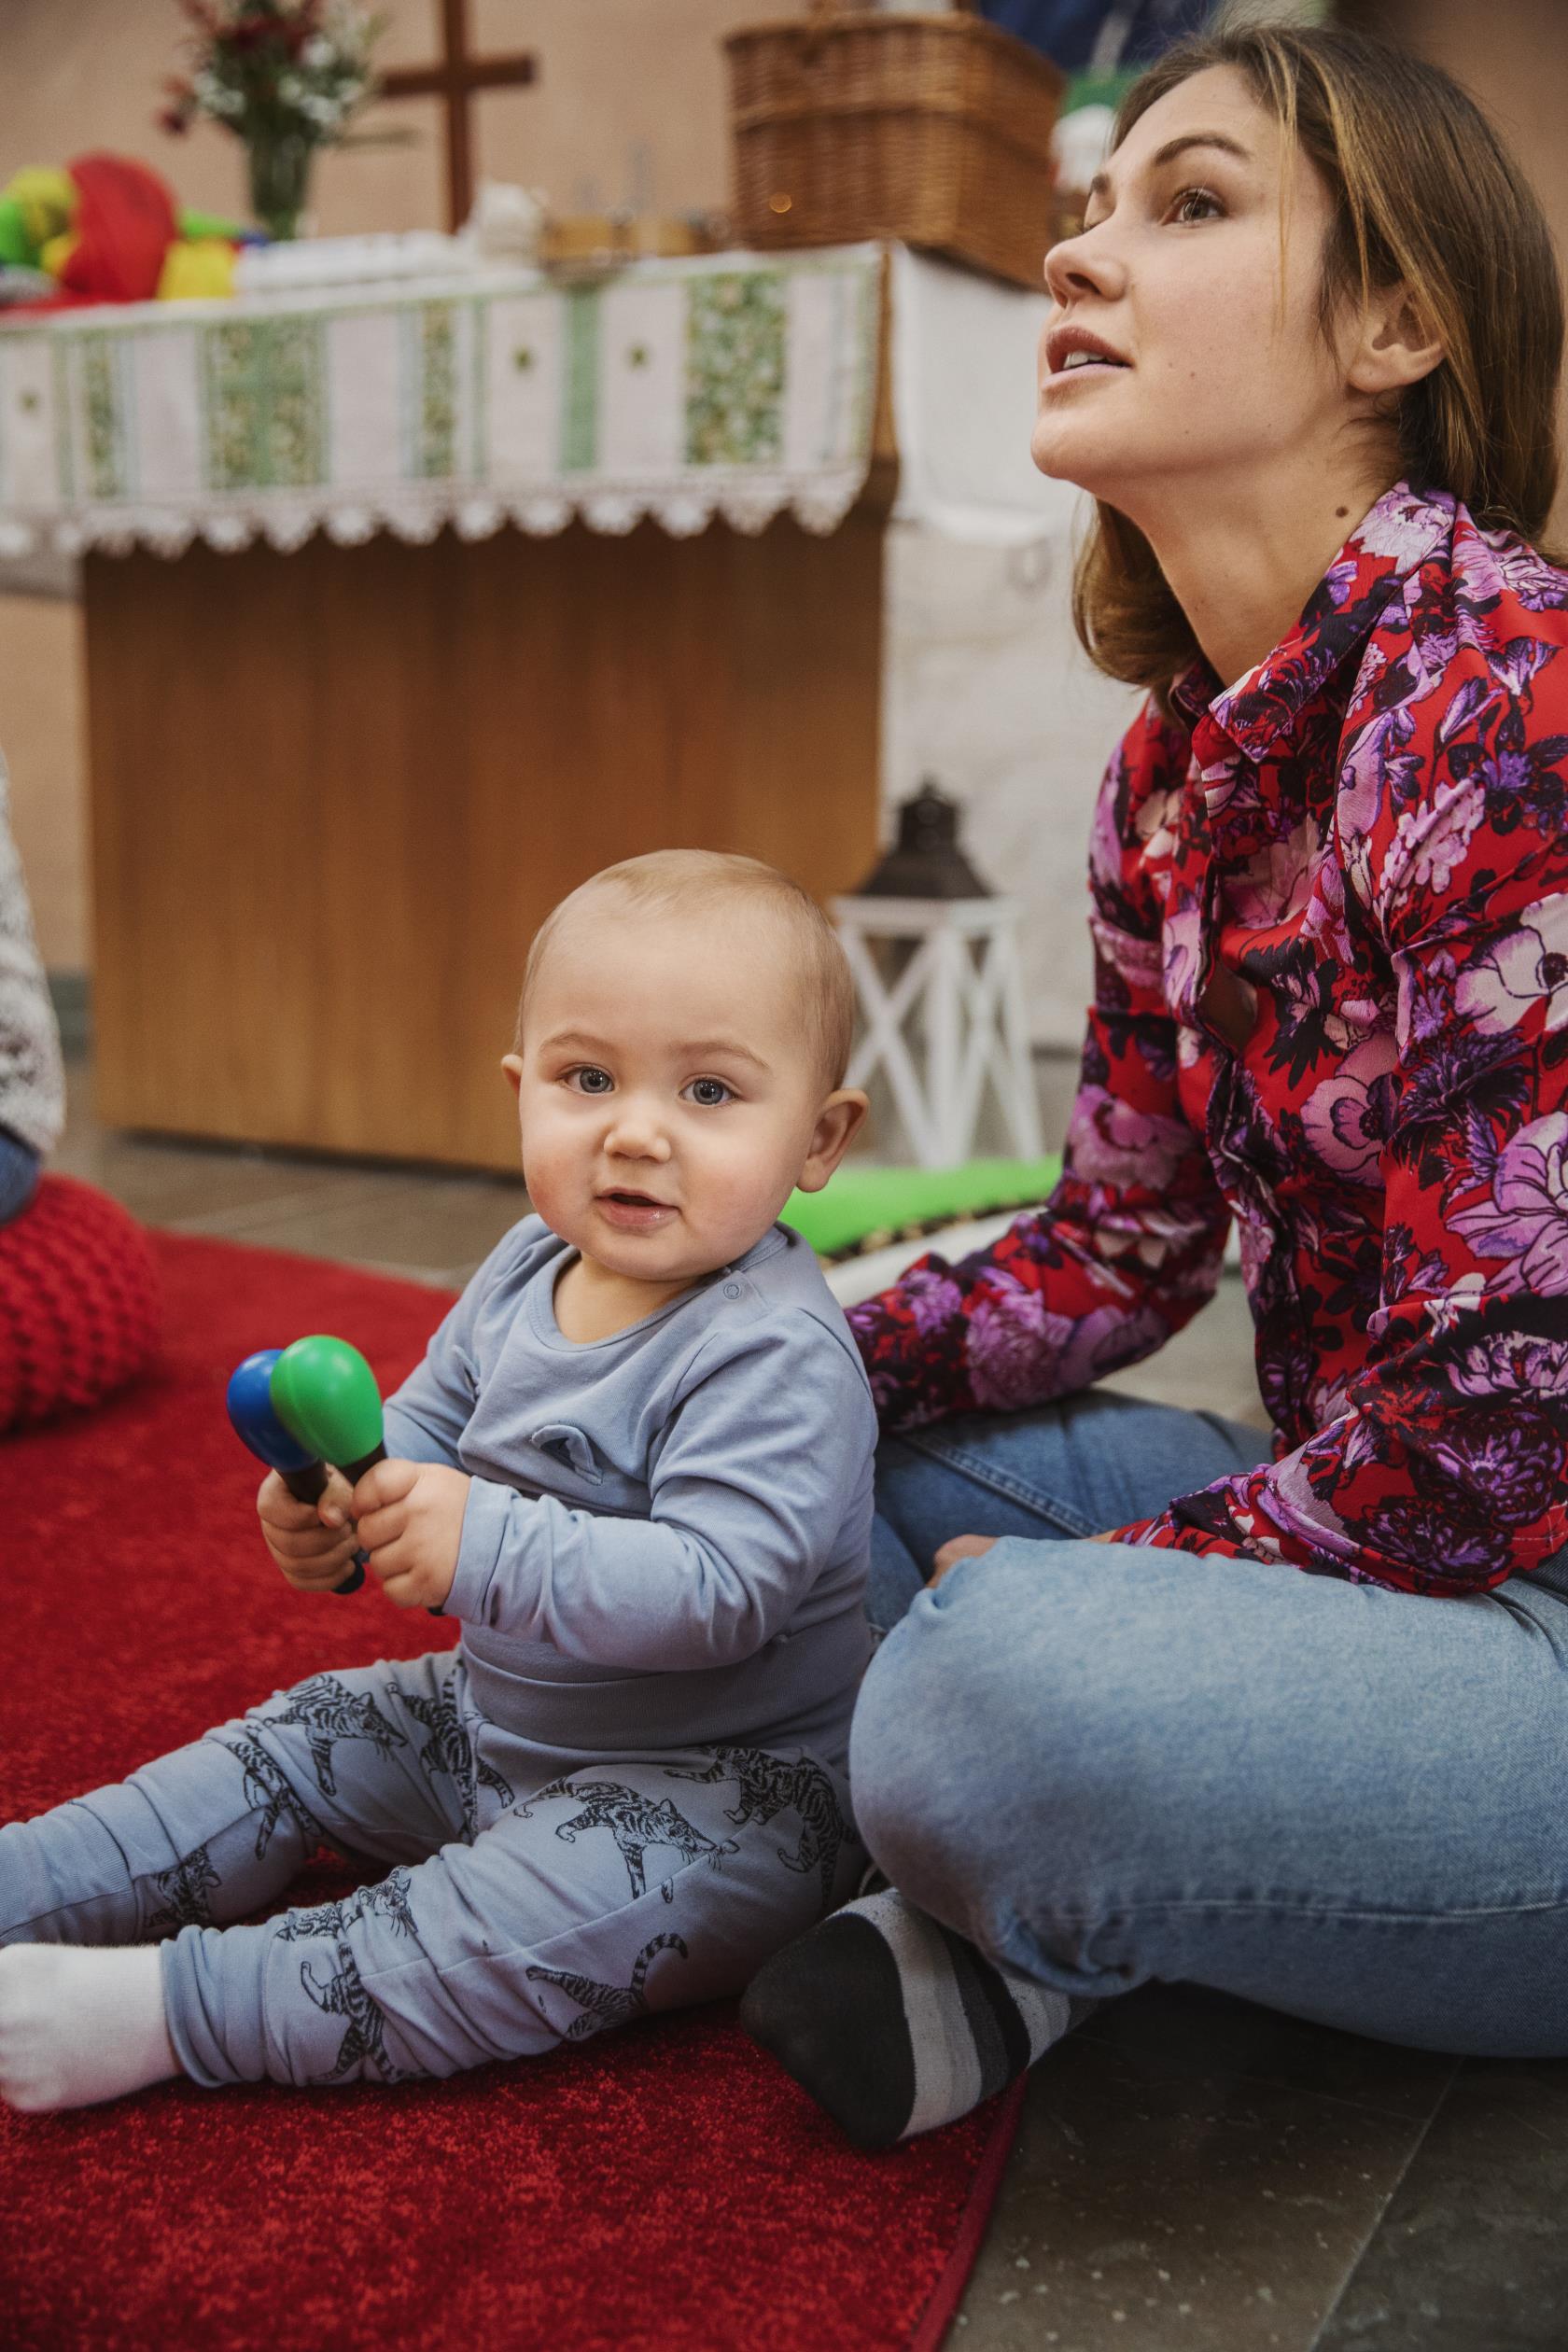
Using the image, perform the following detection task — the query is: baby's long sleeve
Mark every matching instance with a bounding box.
[442,1314,876,1673]
[382,1228,522,1468]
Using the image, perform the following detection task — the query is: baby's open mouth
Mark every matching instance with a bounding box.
[596,1189,678,1226]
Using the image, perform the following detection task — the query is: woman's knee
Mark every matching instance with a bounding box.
[847,1540,1217,1947]
[849,1547,1085,1938]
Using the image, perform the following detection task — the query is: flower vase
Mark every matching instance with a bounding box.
[246,132,315,243]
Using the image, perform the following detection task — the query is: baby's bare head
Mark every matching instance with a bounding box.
[517,850,856,1099]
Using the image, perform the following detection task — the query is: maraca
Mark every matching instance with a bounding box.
[226,1348,365,1595]
[269,1337,442,1617]
[269,1335,387,1486]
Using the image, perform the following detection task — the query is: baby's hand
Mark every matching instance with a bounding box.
[256,1467,361,1593]
[351,1460,469,1613]
[928,1528,1116,1589]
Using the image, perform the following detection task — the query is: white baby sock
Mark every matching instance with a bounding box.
[0,1945,180,2112]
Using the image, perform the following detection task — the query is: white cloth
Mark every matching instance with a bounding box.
[888,245,1078,546]
[0,752,63,1158]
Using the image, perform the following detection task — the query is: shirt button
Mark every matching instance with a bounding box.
[722,1281,741,1299]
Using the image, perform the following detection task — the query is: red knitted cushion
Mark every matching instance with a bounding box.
[0,1174,161,1433]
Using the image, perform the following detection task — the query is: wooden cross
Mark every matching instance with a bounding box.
[378,0,539,232]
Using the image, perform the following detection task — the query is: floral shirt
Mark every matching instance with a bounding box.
[849,482,1568,1595]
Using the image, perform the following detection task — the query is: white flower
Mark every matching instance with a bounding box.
[1353,490,1449,567]
[1384,776,1483,902]
[301,35,334,69]
[1133,783,1182,862]
[1455,892,1568,1034]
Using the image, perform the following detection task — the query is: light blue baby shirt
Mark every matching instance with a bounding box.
[383,1216,877,1761]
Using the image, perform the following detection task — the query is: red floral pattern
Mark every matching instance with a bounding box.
[849,483,1568,1594]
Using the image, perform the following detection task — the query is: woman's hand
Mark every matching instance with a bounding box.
[928,1529,1117,1588]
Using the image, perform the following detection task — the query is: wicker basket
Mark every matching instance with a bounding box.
[725,0,1064,291]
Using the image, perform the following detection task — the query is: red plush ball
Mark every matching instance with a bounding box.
[0,1174,161,1433]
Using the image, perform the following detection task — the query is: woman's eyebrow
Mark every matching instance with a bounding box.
[1086,131,1253,209]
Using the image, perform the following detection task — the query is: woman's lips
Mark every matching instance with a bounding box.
[595,1192,678,1233]
[1042,357,1127,390]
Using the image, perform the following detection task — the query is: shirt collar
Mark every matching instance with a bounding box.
[1171,481,1457,763]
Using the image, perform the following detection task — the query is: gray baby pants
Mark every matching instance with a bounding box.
[0,1650,862,2086]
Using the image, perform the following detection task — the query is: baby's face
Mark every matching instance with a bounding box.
[509,903,840,1285]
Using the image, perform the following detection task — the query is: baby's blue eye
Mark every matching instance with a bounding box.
[569,1066,613,1095]
[687,1077,734,1108]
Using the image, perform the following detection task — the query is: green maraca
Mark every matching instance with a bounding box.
[270,1336,444,1617]
[270,1336,386,1484]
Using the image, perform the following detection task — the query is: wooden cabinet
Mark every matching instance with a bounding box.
[84,503,885,1169]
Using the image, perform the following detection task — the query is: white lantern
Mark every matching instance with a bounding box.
[833,784,1043,1170]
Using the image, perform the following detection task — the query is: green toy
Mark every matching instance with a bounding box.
[270,1335,386,1483]
[783,1155,1062,1262]
[270,1335,445,1617]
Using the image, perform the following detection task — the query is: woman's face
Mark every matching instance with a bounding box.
[1031,65,1350,511]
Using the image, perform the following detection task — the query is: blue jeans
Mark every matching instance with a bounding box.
[855,1391,1568,2059]
[0,1127,38,1225]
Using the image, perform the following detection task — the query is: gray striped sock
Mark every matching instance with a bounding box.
[740,1885,1089,2149]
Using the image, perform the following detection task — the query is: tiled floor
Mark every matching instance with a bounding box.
[56,1055,1568,2352]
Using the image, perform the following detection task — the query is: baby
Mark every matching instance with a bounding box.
[0,850,876,2109]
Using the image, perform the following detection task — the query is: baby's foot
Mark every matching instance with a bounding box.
[0,1945,179,2112]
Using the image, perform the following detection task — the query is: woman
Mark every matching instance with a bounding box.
[742,20,1568,2150]
[0,753,62,1225]
[0,756,158,1433]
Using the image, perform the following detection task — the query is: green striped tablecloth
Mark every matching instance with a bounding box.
[0,245,882,559]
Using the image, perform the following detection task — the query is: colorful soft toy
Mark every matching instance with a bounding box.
[0,153,251,309]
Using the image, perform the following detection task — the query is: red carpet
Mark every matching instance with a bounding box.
[0,1231,1020,2352]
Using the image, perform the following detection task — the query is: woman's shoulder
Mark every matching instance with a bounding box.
[1113,686,1192,774]
[1086,689,1190,861]
[1340,505,1568,929]
[1376,502,1568,697]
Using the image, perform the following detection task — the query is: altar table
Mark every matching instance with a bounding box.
[0,245,1067,1169]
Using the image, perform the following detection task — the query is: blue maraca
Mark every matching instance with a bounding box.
[226,1348,365,1595]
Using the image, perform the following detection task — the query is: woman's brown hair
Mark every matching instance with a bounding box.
[1071,21,1565,707]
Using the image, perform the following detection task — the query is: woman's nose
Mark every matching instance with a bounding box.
[1043,222,1124,308]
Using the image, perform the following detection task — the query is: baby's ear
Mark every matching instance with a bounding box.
[501,1054,524,1098]
[797,1089,870,1193]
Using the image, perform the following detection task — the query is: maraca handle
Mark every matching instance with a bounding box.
[340,1441,441,1617]
[279,1461,365,1597]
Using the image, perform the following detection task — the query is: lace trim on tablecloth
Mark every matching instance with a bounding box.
[0,467,869,560]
